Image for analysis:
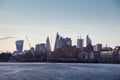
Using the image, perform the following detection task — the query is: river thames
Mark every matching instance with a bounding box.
[0,63,120,80]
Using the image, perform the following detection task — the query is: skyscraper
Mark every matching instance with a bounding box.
[16,40,24,54]
[58,37,72,48]
[96,44,102,51]
[46,36,51,52]
[66,37,72,46]
[35,43,47,53]
[54,32,60,51]
[54,32,72,51]
[86,35,92,47]
[77,37,84,50]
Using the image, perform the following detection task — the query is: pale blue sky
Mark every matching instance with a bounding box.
[0,0,120,52]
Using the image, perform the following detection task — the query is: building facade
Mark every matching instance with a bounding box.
[54,32,72,51]
[86,35,92,47]
[54,32,60,51]
[77,37,84,50]
[35,43,47,53]
[15,40,24,54]
[96,44,102,51]
[46,36,51,52]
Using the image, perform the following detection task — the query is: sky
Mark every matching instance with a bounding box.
[0,0,120,52]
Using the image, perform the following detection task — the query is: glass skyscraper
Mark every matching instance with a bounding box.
[16,40,24,53]
[86,35,92,47]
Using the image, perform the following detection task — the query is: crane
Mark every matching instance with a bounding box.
[25,36,35,58]
[25,36,31,48]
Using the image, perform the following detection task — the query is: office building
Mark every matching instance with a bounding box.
[86,35,92,47]
[46,36,51,52]
[54,32,72,51]
[77,37,84,50]
[54,32,60,51]
[66,37,72,46]
[36,43,47,53]
[96,44,102,51]
[15,40,24,54]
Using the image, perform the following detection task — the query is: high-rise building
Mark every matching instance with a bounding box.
[96,44,102,51]
[93,45,97,51]
[58,37,72,48]
[66,37,72,46]
[35,43,47,53]
[86,35,92,47]
[35,44,40,52]
[54,32,72,51]
[46,36,51,52]
[16,40,24,54]
[54,32,60,51]
[77,37,84,50]
[58,37,65,49]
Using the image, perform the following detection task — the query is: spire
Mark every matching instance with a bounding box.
[54,32,59,51]
[86,35,92,47]
[46,36,51,52]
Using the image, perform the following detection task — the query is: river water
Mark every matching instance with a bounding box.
[0,63,119,80]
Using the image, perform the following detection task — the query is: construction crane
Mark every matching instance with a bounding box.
[25,36,31,48]
[25,36,35,58]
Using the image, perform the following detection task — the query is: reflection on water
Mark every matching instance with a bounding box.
[0,63,120,80]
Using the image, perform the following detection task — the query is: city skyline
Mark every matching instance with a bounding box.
[0,0,120,52]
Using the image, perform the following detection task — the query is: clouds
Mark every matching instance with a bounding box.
[0,36,16,40]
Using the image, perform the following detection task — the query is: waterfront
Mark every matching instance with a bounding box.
[0,63,120,80]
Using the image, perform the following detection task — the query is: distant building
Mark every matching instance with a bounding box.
[100,44,113,59]
[15,40,24,54]
[102,44,112,51]
[94,44,102,51]
[35,43,47,53]
[50,45,81,59]
[77,37,84,50]
[66,37,72,46]
[54,32,72,51]
[93,45,97,51]
[46,36,51,52]
[35,44,39,52]
[57,37,65,49]
[113,46,120,59]
[94,51,101,60]
[86,35,92,47]
[101,50,113,59]
[57,37,71,49]
[54,32,60,51]
[85,52,94,60]
[84,44,94,60]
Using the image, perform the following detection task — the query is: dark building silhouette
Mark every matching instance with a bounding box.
[113,46,120,59]
[86,35,92,47]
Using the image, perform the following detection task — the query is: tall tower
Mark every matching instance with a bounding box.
[96,44,102,51]
[77,37,84,50]
[46,36,51,52]
[86,35,92,47]
[66,37,72,46]
[54,32,60,51]
[16,40,24,54]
